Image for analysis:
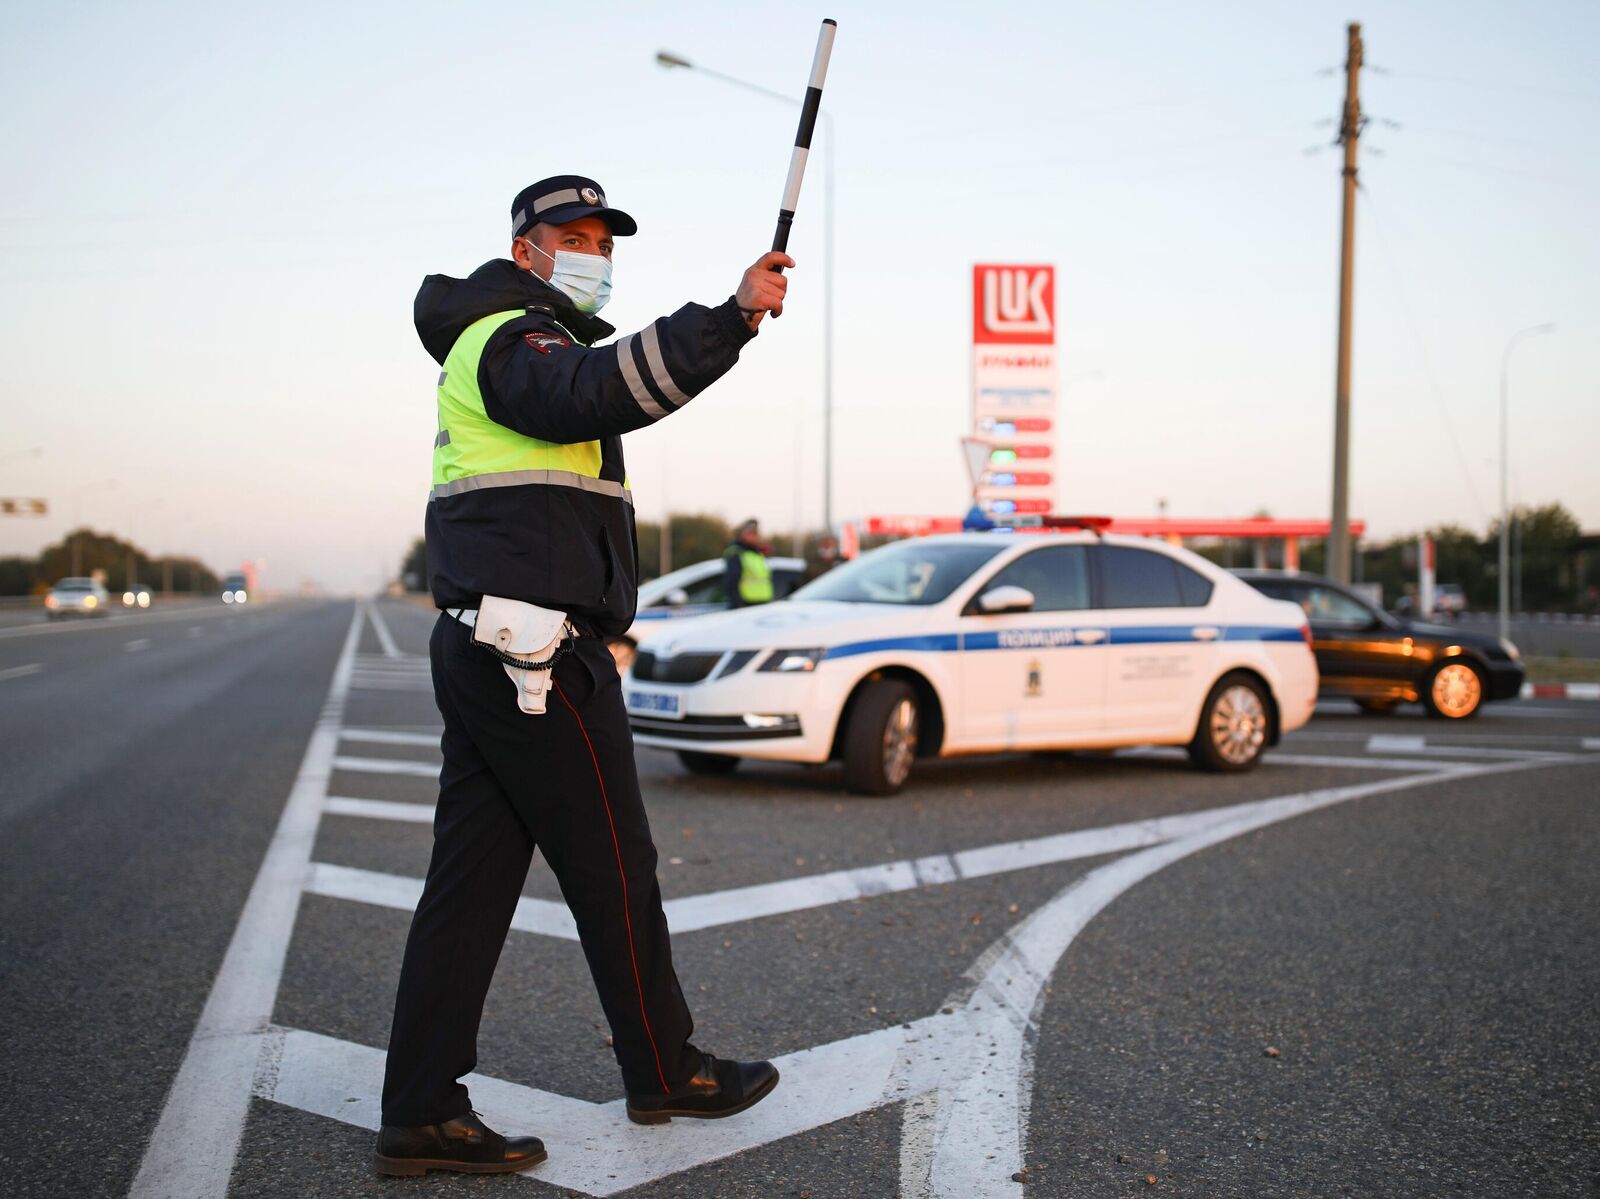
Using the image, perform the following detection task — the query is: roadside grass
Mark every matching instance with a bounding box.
[1524,655,1600,683]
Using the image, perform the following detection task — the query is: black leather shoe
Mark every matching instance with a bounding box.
[626,1053,780,1125]
[372,1111,547,1176]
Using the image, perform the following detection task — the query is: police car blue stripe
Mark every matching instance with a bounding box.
[1224,625,1305,643]
[822,634,961,660]
[819,624,1301,660]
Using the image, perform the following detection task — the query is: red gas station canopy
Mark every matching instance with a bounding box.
[862,515,1368,539]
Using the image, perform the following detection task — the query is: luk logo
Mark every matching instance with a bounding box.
[973,264,1054,344]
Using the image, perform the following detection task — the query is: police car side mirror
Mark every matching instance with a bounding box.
[664,588,690,607]
[978,585,1035,614]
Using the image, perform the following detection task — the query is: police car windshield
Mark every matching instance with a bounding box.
[792,541,1003,606]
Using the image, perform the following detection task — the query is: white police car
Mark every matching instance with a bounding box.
[607,555,808,670]
[624,529,1318,794]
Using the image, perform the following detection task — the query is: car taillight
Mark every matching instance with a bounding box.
[1299,624,1313,648]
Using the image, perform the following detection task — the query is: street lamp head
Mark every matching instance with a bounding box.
[655,50,692,69]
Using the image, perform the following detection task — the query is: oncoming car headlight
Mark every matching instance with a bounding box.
[759,648,825,673]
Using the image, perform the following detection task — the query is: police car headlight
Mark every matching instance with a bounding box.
[759,648,825,673]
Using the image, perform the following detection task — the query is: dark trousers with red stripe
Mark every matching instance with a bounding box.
[380,614,701,1126]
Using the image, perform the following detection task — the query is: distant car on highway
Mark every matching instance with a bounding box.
[220,573,250,605]
[122,582,153,609]
[606,555,808,670]
[624,530,1318,795]
[1235,570,1522,720]
[44,577,111,619]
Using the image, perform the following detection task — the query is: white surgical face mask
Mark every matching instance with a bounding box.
[522,239,612,314]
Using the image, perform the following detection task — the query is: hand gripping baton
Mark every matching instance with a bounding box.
[770,19,837,271]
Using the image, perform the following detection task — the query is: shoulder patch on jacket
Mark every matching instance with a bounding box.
[524,331,572,354]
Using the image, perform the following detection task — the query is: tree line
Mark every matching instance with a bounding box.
[1199,502,1593,613]
[0,528,222,596]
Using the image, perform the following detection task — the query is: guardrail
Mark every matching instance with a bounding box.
[0,593,217,611]
[1456,611,1600,625]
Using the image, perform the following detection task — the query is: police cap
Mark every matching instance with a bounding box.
[511,175,638,240]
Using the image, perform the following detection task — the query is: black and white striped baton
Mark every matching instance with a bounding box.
[770,18,837,270]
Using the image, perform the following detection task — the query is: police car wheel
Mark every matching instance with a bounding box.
[677,750,740,776]
[1422,660,1483,720]
[1188,673,1270,773]
[843,679,919,796]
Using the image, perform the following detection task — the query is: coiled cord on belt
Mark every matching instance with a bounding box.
[474,633,575,673]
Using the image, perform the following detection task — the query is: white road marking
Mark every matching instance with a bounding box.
[125,638,150,653]
[1367,733,1426,752]
[129,603,366,1199]
[330,754,438,778]
[0,662,42,682]
[366,604,402,659]
[1365,735,1568,761]
[324,796,435,823]
[307,862,578,938]
[251,754,1593,1197]
[897,753,1587,1198]
[301,780,1485,937]
[339,728,439,747]
[1125,746,1464,773]
[1585,737,1600,750]
[188,626,203,638]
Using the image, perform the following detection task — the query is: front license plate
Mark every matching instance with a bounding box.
[626,687,684,720]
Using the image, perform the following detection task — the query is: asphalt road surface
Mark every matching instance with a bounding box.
[2,599,1595,1198]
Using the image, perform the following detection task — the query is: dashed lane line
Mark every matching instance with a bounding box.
[128,602,366,1199]
[0,662,42,682]
[1366,733,1568,760]
[125,638,150,653]
[1124,747,1465,773]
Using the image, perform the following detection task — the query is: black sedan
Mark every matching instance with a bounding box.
[1235,570,1523,720]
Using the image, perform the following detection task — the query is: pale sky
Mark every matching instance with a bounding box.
[2,0,1595,593]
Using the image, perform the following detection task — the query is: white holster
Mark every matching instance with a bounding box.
[472,596,570,715]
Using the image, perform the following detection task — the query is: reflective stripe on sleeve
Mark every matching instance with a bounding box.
[431,469,633,503]
[639,322,692,407]
[614,334,669,419]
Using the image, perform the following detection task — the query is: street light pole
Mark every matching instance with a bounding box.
[656,50,836,534]
[1498,323,1555,641]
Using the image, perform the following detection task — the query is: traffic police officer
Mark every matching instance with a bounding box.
[723,518,775,608]
[376,176,792,1177]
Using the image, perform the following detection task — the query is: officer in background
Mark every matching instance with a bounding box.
[376,176,792,1178]
[723,518,774,608]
